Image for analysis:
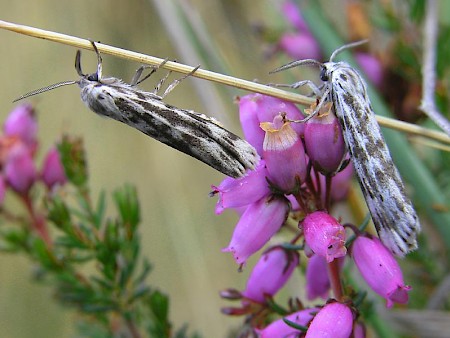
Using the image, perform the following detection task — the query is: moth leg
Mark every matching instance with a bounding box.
[131,58,169,86]
[89,41,103,80]
[290,87,331,123]
[160,65,201,99]
[268,80,323,97]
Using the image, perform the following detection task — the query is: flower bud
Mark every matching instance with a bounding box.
[222,195,290,265]
[4,104,38,148]
[305,254,330,300]
[4,143,37,194]
[257,308,317,338]
[261,116,307,193]
[239,94,304,154]
[211,160,270,214]
[305,302,353,338]
[351,235,411,308]
[304,106,346,175]
[301,211,347,262]
[242,247,299,303]
[41,147,67,189]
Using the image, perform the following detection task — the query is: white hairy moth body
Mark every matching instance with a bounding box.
[274,42,421,256]
[15,42,259,178]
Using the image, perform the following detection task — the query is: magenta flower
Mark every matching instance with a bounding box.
[351,235,411,308]
[305,254,330,300]
[261,116,307,193]
[222,195,290,265]
[304,107,346,175]
[355,52,383,87]
[257,308,317,338]
[329,163,354,202]
[305,302,354,338]
[281,1,310,31]
[301,211,347,262]
[353,322,366,338]
[278,32,322,61]
[4,104,38,148]
[41,146,67,189]
[238,94,304,154]
[211,160,270,214]
[242,247,299,303]
[4,143,37,194]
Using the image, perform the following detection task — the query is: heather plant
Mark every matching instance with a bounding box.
[1,1,449,337]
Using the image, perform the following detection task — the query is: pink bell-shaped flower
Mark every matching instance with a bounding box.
[41,146,67,189]
[242,247,299,303]
[4,104,38,148]
[257,308,317,338]
[222,195,290,265]
[211,160,270,214]
[261,115,307,193]
[305,302,354,338]
[351,235,411,308]
[301,211,347,262]
[4,143,37,194]
[304,104,346,175]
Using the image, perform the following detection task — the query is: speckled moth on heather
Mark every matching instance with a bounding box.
[14,42,259,179]
[272,41,421,257]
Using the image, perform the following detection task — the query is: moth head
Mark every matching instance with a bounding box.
[14,43,102,102]
[319,66,329,82]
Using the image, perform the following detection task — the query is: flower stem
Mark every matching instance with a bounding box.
[327,259,344,301]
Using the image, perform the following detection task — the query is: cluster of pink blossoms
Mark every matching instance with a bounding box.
[212,3,410,336]
[0,104,67,245]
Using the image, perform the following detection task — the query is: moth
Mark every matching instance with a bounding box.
[272,41,421,257]
[15,42,259,178]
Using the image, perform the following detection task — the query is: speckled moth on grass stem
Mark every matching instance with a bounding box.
[272,41,421,257]
[14,41,259,179]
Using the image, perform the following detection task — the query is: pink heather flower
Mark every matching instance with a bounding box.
[304,107,346,175]
[261,116,307,193]
[329,163,354,202]
[239,94,304,154]
[353,322,366,338]
[351,235,411,308]
[355,52,383,87]
[4,143,37,194]
[301,211,347,262]
[0,175,5,205]
[257,308,317,338]
[306,254,330,300]
[4,104,38,148]
[222,195,290,265]
[211,160,270,214]
[278,32,322,61]
[41,147,66,189]
[281,1,311,33]
[242,247,299,303]
[305,302,354,338]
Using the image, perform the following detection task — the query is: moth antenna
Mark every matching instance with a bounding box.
[329,39,369,62]
[13,80,78,102]
[270,59,322,74]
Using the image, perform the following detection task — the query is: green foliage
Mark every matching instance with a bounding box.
[0,137,199,338]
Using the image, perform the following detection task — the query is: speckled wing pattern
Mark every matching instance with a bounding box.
[79,77,259,178]
[322,61,420,256]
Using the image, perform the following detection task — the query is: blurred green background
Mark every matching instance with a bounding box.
[0,1,292,337]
